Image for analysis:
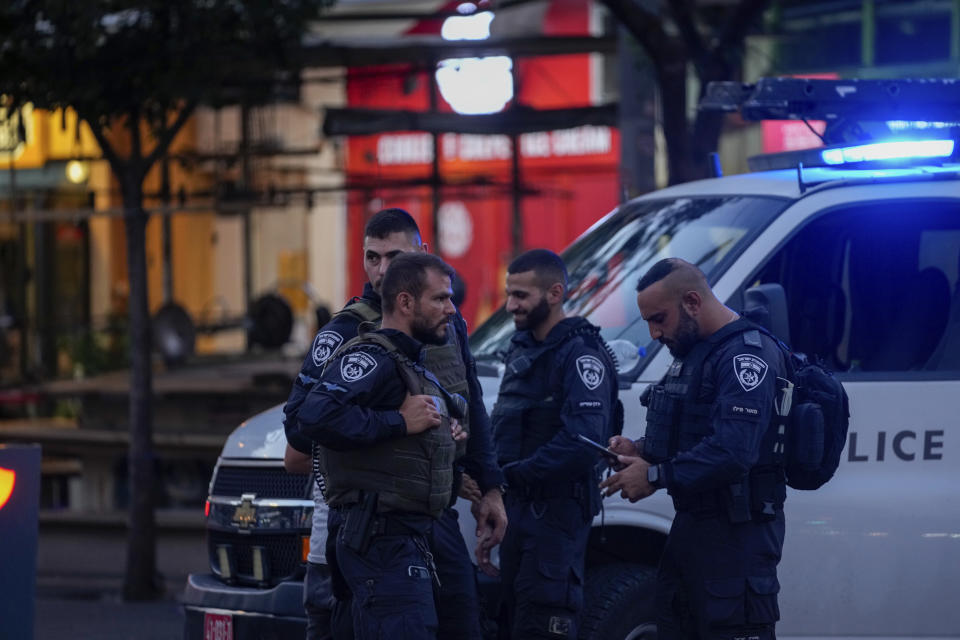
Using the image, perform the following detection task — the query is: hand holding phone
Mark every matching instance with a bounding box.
[576,433,621,463]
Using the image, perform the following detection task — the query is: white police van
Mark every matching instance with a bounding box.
[182,78,960,639]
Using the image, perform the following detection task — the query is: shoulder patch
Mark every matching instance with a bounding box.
[576,355,605,390]
[340,351,378,382]
[733,353,768,392]
[742,329,762,348]
[312,331,344,367]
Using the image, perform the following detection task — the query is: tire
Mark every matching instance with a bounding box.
[579,563,658,640]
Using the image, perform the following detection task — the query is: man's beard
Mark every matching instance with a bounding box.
[663,307,700,358]
[512,296,550,332]
[412,315,448,345]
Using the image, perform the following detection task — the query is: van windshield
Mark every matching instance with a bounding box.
[469,195,789,371]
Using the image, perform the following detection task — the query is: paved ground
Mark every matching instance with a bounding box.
[35,593,185,640]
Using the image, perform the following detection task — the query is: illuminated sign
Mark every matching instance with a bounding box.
[375,126,615,166]
[0,467,14,511]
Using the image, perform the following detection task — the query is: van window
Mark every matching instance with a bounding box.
[470,196,788,371]
[749,201,960,374]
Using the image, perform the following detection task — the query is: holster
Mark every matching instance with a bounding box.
[340,491,379,555]
[724,479,752,524]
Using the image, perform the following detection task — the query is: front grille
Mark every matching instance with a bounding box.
[211,465,311,499]
[208,530,303,585]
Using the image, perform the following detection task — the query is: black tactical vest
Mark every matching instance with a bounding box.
[492,322,618,466]
[335,297,472,459]
[491,339,562,465]
[316,330,458,518]
[641,319,787,520]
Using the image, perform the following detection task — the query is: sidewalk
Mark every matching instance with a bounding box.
[33,570,192,639]
[35,592,184,640]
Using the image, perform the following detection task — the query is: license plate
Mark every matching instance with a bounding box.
[203,612,233,640]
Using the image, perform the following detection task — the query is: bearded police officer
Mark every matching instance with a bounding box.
[492,249,619,639]
[601,258,788,640]
[283,209,505,640]
[291,253,474,639]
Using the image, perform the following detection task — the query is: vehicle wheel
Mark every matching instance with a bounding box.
[579,563,658,640]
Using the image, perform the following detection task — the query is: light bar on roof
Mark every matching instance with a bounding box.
[821,139,955,165]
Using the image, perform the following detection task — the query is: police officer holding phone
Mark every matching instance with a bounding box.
[601,258,788,640]
[492,249,620,639]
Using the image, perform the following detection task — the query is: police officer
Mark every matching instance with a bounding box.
[601,258,788,640]
[291,252,477,639]
[283,209,506,640]
[492,249,619,639]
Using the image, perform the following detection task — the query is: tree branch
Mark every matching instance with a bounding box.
[128,106,143,181]
[83,115,126,177]
[596,0,670,68]
[142,98,199,178]
[668,0,707,70]
[716,0,771,52]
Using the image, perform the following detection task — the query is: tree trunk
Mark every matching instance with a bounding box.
[120,171,160,601]
[656,56,696,186]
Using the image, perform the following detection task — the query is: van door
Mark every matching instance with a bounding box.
[724,188,960,638]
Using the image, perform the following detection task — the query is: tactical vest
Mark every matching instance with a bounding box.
[316,330,458,518]
[334,297,381,325]
[641,319,787,521]
[492,323,618,466]
[334,296,472,459]
[422,326,470,460]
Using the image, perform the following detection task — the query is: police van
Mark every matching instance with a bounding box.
[182,78,960,639]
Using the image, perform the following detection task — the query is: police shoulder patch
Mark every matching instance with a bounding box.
[312,331,344,367]
[576,355,605,390]
[732,353,768,392]
[340,351,378,382]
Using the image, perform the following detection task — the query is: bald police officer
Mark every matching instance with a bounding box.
[601,258,788,640]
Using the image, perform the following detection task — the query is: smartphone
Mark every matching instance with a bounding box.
[576,433,621,462]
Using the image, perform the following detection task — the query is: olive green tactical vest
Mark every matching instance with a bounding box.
[316,330,457,518]
[334,297,471,458]
[335,298,381,325]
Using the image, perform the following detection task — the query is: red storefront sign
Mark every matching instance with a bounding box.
[344,0,620,327]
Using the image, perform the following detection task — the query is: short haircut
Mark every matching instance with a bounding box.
[507,249,568,293]
[364,208,422,242]
[636,258,708,295]
[381,253,455,314]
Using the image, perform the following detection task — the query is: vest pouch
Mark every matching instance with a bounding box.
[422,418,455,516]
[641,386,679,462]
[676,407,713,452]
[520,404,563,458]
[491,404,524,463]
[789,403,824,471]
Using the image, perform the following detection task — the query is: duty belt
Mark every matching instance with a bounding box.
[511,480,586,501]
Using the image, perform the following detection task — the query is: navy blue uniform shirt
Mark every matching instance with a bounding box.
[293,328,417,450]
[663,327,785,493]
[283,283,504,492]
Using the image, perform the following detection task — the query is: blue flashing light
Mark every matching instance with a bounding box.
[821,139,955,165]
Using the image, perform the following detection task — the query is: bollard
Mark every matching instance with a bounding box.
[0,444,41,640]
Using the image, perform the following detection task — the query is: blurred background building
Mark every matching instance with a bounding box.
[1,0,958,530]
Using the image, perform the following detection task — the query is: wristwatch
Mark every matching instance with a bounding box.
[647,464,665,490]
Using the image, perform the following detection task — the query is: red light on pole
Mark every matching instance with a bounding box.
[0,467,15,511]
